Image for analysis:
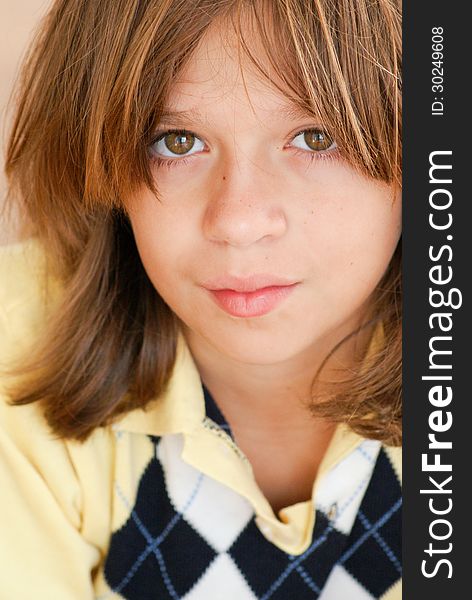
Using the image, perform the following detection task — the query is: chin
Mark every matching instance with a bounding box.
[200,326,314,366]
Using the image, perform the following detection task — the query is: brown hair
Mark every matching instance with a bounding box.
[4,0,402,443]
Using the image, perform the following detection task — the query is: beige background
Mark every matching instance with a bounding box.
[0,0,51,243]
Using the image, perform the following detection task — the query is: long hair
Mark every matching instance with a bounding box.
[4,0,402,443]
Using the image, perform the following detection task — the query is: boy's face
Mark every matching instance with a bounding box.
[127,26,401,366]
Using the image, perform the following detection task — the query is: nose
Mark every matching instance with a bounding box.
[202,163,288,247]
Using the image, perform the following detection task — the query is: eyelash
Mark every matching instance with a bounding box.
[149,128,340,169]
[149,130,198,169]
[290,131,341,165]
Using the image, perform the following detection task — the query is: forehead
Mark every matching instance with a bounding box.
[161,21,310,125]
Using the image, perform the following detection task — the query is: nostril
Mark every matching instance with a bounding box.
[202,172,288,247]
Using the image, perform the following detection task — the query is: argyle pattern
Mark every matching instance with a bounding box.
[102,392,402,599]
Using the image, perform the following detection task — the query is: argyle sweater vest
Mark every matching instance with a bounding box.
[101,392,402,599]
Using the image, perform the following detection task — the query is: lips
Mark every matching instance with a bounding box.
[202,275,299,318]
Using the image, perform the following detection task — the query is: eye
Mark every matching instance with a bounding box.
[291,128,336,152]
[152,130,205,157]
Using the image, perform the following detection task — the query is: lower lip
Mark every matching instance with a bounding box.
[207,284,298,318]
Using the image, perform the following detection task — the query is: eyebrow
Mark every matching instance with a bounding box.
[275,104,320,122]
[158,104,320,128]
[158,109,208,128]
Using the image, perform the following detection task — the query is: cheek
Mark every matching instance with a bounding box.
[127,192,193,293]
[300,183,401,299]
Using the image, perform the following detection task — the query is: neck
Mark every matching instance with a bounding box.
[183,322,374,435]
[183,323,375,512]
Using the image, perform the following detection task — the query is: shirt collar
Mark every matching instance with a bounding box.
[114,336,205,435]
[115,322,384,445]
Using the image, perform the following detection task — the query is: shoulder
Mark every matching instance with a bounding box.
[0,239,115,551]
[0,384,115,595]
[0,238,52,302]
[0,238,62,363]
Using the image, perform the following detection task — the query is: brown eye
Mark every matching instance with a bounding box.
[302,129,334,151]
[163,131,195,154]
[152,130,205,158]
